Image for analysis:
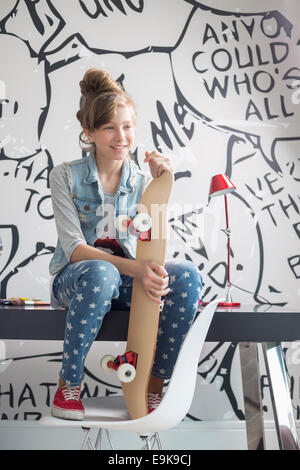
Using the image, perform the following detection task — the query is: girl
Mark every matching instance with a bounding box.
[49,68,203,420]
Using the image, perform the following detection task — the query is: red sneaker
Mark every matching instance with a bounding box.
[51,385,84,420]
[148,392,163,413]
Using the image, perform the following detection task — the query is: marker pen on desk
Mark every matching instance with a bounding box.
[23,300,50,306]
[8,298,50,306]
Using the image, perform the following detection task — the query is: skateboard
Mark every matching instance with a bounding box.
[100,169,173,419]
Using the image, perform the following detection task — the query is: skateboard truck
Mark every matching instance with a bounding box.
[115,213,152,241]
[100,351,138,383]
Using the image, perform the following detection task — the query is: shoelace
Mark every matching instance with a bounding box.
[61,386,81,401]
[148,393,162,410]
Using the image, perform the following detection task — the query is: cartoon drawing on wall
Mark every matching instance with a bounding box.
[0,1,299,422]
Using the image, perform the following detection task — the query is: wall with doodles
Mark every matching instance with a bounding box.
[0,0,300,425]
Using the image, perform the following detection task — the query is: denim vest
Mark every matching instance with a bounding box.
[49,154,147,275]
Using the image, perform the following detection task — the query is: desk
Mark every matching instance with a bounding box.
[1,303,300,450]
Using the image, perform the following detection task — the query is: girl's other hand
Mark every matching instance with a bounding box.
[133,259,170,304]
[144,151,173,178]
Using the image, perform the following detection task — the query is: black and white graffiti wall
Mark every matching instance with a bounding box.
[0,1,299,423]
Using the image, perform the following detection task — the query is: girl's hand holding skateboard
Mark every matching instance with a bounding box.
[133,260,170,304]
[144,151,173,178]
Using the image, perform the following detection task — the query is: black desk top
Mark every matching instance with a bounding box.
[1,303,300,342]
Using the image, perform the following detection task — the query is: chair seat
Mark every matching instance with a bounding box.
[83,396,131,422]
[40,396,131,428]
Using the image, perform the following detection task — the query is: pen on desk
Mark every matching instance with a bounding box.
[23,300,50,306]
[5,298,50,306]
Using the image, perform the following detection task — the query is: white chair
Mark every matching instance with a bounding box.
[40,299,220,450]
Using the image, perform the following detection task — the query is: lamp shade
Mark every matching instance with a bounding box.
[209,173,236,197]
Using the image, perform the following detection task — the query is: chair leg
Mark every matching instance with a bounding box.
[154,432,163,450]
[82,427,114,450]
[81,427,96,450]
[140,433,163,450]
[105,429,114,450]
[95,428,103,450]
[140,435,152,450]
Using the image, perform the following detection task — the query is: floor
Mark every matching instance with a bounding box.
[0,419,291,450]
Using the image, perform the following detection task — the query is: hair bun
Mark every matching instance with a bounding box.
[79,68,121,97]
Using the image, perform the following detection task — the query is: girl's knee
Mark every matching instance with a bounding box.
[79,259,121,284]
[185,260,203,286]
[166,259,203,289]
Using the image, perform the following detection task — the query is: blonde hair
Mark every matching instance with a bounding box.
[76,68,136,153]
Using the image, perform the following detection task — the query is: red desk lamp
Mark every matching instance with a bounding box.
[208,173,240,307]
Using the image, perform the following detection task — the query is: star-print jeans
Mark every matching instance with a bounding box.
[52,258,203,386]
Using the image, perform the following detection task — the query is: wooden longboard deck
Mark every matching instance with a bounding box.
[122,170,173,419]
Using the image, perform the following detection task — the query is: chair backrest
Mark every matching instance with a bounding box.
[147,299,220,431]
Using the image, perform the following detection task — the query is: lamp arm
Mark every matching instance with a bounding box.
[224,194,230,286]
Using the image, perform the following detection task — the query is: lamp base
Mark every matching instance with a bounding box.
[217,301,240,307]
[200,300,240,307]
[221,283,240,307]
[199,283,240,308]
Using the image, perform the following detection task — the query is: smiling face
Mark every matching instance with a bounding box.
[85,104,135,163]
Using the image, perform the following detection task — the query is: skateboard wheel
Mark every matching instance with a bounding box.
[100,354,115,372]
[132,213,152,232]
[115,215,131,232]
[117,363,136,383]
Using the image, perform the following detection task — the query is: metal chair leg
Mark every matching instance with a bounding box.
[140,434,152,450]
[81,427,98,450]
[81,427,92,450]
[95,428,103,450]
[154,432,163,450]
[262,342,299,450]
[140,432,162,450]
[82,428,114,450]
[105,429,114,450]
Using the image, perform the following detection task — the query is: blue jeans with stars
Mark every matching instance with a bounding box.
[52,259,203,386]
